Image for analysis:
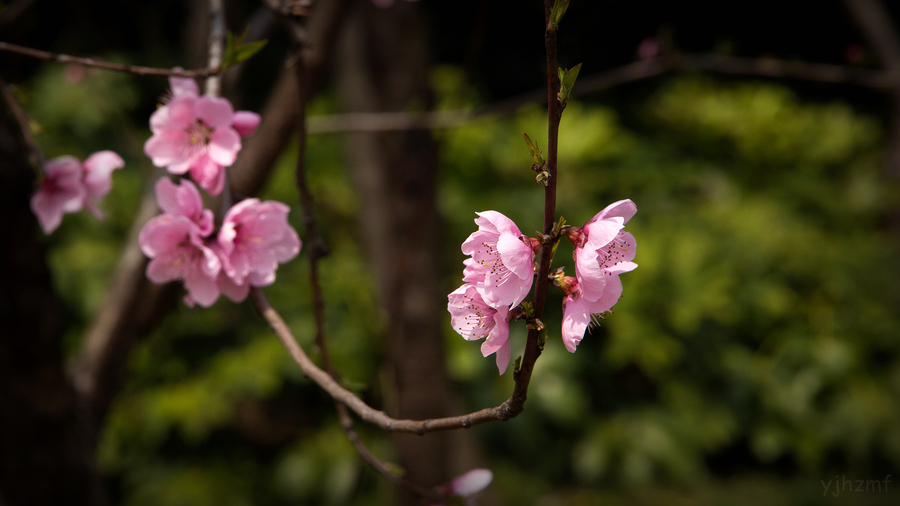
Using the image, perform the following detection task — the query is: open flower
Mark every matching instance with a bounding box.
[144,93,240,195]
[561,199,638,352]
[139,214,222,307]
[448,284,511,374]
[461,211,535,308]
[31,151,124,234]
[81,151,126,217]
[144,75,259,196]
[217,198,302,289]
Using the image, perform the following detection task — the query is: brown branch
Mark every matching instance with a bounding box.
[0,73,44,167]
[251,287,520,434]
[204,0,226,97]
[502,0,563,422]
[288,32,441,501]
[303,52,900,135]
[0,41,221,78]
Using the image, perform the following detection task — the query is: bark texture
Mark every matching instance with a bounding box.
[0,101,104,506]
[334,1,455,502]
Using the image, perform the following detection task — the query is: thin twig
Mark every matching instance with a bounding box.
[0,73,45,168]
[205,0,226,97]
[286,19,442,502]
[251,287,519,434]
[502,0,563,422]
[0,41,221,78]
[303,52,900,135]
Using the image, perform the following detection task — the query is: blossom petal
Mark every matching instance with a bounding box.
[189,154,226,195]
[218,270,250,302]
[592,273,625,314]
[232,110,261,136]
[590,198,637,225]
[561,294,592,353]
[82,150,124,200]
[168,74,199,98]
[207,127,241,167]
[146,254,187,283]
[497,233,534,281]
[184,263,220,307]
[196,96,234,129]
[449,469,493,497]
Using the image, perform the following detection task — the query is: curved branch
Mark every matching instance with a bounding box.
[250,288,519,434]
[0,41,221,78]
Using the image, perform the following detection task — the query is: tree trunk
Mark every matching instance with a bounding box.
[334,1,455,503]
[0,98,105,506]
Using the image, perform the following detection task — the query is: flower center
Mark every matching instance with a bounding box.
[186,119,214,146]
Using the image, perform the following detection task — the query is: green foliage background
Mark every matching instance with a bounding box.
[26,58,900,505]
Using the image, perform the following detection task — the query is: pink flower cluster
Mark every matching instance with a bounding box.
[30,151,124,234]
[448,200,637,367]
[562,199,638,352]
[144,75,260,196]
[448,211,536,374]
[139,178,301,307]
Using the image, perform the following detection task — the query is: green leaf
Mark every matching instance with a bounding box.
[557,63,582,108]
[221,29,268,70]
[549,0,571,28]
[523,131,545,168]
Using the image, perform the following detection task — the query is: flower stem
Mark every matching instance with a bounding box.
[506,0,563,414]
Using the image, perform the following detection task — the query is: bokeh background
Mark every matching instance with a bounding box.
[2,1,900,505]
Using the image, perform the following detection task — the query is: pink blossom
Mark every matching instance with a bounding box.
[448,284,511,374]
[562,199,638,352]
[231,111,261,137]
[154,177,214,236]
[461,211,535,308]
[217,198,301,289]
[81,151,125,217]
[139,214,222,307]
[432,468,493,506]
[144,93,239,195]
[168,75,199,99]
[30,151,124,234]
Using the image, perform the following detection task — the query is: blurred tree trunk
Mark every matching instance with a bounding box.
[334,1,454,503]
[0,104,104,506]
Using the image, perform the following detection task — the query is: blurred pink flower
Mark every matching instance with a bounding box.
[448,284,511,374]
[154,177,214,236]
[144,93,239,195]
[231,110,261,137]
[144,75,259,196]
[30,151,124,234]
[139,178,301,307]
[432,468,493,505]
[562,199,638,352]
[217,198,302,289]
[169,75,260,137]
[82,151,126,217]
[139,214,222,307]
[461,211,535,308]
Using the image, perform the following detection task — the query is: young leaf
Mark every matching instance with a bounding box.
[557,63,582,108]
[549,0,570,30]
[221,29,268,70]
